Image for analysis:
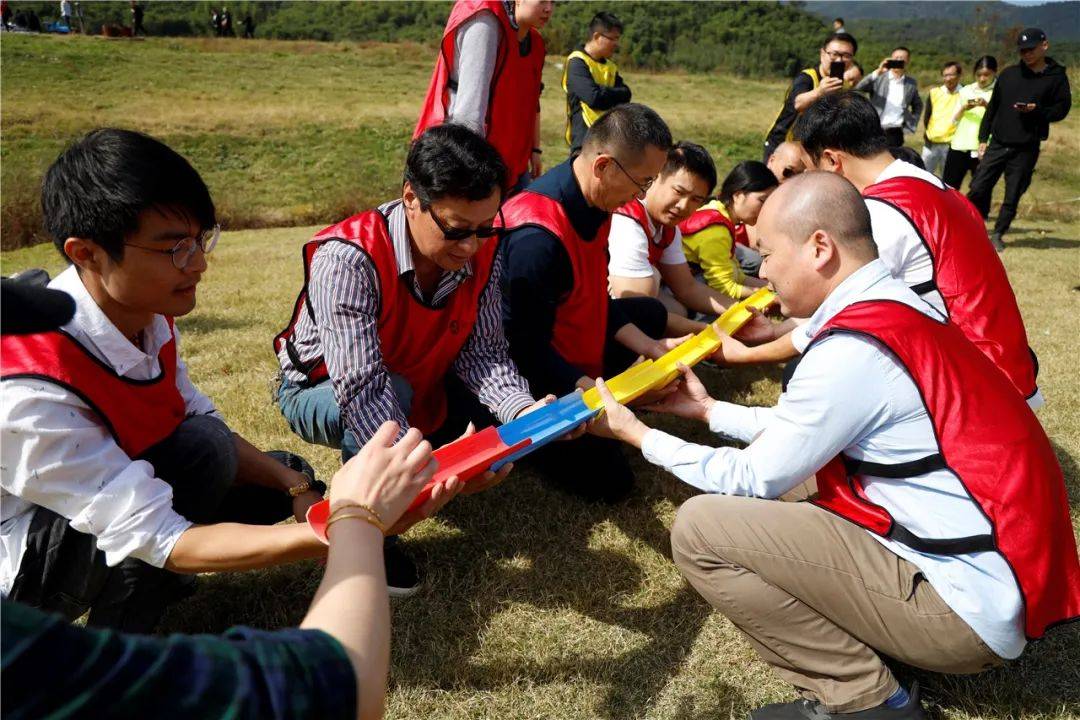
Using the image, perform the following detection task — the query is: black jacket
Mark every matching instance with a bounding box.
[979,57,1071,146]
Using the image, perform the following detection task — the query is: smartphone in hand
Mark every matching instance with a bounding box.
[884,59,905,69]
[829,60,846,79]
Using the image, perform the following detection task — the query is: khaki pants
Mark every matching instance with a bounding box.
[670,495,1001,713]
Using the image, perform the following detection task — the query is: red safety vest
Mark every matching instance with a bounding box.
[863,176,1038,401]
[1,322,186,458]
[614,198,677,268]
[414,0,545,186]
[273,206,498,434]
[804,299,1080,640]
[498,190,609,379]
[678,206,738,257]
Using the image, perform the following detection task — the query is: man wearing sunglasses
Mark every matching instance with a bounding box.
[276,125,547,594]
[2,129,329,633]
[498,103,678,503]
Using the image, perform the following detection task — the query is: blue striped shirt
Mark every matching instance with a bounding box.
[278,200,534,443]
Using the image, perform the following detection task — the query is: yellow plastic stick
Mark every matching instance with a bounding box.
[582,289,776,410]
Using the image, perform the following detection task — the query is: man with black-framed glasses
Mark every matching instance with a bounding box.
[563,11,632,155]
[498,103,677,503]
[2,129,330,633]
[275,124,550,594]
[764,32,858,162]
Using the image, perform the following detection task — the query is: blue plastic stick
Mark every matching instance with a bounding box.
[492,393,596,469]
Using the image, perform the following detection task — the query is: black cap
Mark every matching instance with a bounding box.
[1017,28,1046,49]
[1,280,76,335]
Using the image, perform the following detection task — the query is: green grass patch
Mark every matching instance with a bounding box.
[2,31,1079,720]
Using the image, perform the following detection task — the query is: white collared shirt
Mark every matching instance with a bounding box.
[642,260,1026,659]
[881,72,907,129]
[792,159,1044,409]
[1,266,216,593]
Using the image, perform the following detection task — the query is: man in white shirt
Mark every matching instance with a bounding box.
[721,92,1042,409]
[607,141,735,336]
[855,47,922,149]
[0,130,460,631]
[587,172,1080,720]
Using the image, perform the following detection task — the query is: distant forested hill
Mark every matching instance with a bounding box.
[10,0,1077,77]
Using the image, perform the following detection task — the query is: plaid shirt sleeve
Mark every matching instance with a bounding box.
[1,599,357,720]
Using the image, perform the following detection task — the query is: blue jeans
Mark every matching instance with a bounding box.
[276,376,413,463]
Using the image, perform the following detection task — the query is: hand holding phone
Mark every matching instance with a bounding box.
[829,60,846,79]
[884,59,906,70]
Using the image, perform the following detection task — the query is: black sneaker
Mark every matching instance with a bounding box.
[384,541,421,598]
[749,682,926,720]
[990,232,1006,253]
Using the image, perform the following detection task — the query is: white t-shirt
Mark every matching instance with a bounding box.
[608,206,687,279]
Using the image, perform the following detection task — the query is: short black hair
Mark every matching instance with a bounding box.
[589,11,622,36]
[833,17,844,25]
[974,55,998,72]
[717,161,778,207]
[42,128,215,262]
[662,141,717,194]
[823,31,858,55]
[404,124,507,207]
[793,92,889,162]
[892,46,911,55]
[889,146,925,170]
[582,103,673,158]
[943,61,962,74]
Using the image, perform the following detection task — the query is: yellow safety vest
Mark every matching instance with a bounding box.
[563,50,619,145]
[765,68,820,143]
[925,85,964,144]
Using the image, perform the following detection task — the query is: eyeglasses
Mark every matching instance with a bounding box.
[598,32,620,42]
[824,50,854,61]
[608,156,654,196]
[427,207,504,242]
[124,225,220,269]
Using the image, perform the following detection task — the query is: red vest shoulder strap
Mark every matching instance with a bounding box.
[1,328,186,457]
[678,207,734,237]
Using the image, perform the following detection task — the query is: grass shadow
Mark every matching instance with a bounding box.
[176,312,251,335]
[1006,237,1080,250]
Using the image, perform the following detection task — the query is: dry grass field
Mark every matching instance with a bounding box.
[2,34,1079,719]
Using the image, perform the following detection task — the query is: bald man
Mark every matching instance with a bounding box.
[588,172,1080,720]
[765,140,806,183]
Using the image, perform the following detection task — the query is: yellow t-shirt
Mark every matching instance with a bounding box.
[680,201,747,300]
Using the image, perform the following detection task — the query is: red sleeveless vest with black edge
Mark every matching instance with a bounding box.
[1,320,186,458]
[678,207,738,257]
[414,0,546,186]
[498,189,609,379]
[614,198,678,268]
[273,205,499,434]
[863,176,1038,401]
[794,299,1079,640]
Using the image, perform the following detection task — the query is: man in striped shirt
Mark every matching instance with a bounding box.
[274,125,546,594]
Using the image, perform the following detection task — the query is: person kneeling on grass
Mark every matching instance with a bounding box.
[608,141,738,336]
[0,129,468,635]
[2,279,437,720]
[274,124,555,596]
[678,160,777,295]
[588,171,1080,720]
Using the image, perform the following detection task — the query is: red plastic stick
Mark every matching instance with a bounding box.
[305,427,530,544]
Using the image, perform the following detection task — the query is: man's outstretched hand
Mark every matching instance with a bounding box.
[640,363,715,422]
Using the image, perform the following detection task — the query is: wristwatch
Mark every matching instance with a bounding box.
[288,478,327,498]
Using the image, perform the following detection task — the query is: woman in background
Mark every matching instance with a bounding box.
[942,55,998,190]
[679,161,776,300]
